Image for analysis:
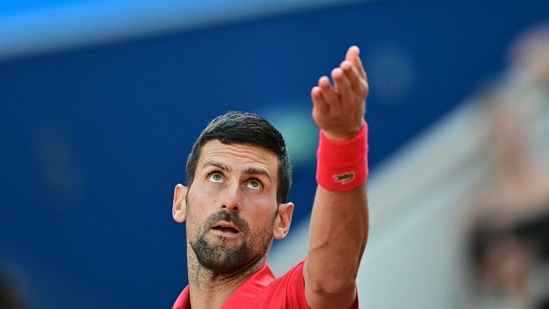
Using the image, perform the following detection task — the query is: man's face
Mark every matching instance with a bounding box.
[185,140,281,273]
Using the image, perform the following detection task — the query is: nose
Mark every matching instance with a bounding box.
[222,183,241,213]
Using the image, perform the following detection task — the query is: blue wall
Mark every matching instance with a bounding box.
[1,0,547,307]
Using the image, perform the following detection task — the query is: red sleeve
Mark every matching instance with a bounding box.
[252,261,359,309]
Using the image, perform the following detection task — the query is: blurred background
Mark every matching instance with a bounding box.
[1,0,548,308]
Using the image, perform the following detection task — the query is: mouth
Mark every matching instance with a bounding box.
[211,221,240,236]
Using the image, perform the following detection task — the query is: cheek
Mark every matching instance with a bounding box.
[189,184,217,206]
[185,191,211,227]
[194,182,223,203]
[243,200,278,227]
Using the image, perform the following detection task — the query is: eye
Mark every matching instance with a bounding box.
[247,179,262,190]
[208,172,224,183]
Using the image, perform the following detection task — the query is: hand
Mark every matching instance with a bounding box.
[311,46,368,140]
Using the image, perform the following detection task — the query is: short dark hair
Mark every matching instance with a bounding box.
[185,111,292,203]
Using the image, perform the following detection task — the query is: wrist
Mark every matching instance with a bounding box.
[316,119,369,191]
[322,123,364,141]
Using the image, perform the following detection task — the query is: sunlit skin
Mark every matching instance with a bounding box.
[173,46,369,309]
[173,140,294,307]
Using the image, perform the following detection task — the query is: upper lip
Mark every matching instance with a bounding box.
[211,221,240,233]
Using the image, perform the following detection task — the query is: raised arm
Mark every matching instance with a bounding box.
[304,46,369,309]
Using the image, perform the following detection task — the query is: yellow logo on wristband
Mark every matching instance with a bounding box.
[333,172,355,184]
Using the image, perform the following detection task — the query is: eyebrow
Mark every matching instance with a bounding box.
[204,161,272,183]
[243,167,272,183]
[205,161,230,172]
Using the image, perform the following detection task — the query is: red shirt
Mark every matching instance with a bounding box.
[172,260,359,309]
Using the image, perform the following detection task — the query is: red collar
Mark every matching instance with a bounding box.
[173,264,276,309]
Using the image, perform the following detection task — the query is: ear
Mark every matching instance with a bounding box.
[273,202,294,240]
[173,184,188,223]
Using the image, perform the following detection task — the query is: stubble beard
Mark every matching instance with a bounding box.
[189,209,275,274]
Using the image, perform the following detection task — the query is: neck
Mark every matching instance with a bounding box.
[186,248,268,309]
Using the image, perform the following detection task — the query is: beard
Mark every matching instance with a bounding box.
[189,209,275,274]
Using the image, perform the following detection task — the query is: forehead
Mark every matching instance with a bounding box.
[198,140,279,175]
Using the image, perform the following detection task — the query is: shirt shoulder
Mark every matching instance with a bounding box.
[224,261,309,309]
[173,261,359,309]
[244,261,360,309]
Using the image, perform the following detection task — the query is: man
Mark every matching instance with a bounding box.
[172,45,369,308]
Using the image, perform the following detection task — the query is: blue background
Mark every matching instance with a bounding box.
[1,0,548,307]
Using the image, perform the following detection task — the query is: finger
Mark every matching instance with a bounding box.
[340,60,361,96]
[318,75,339,106]
[346,45,367,80]
[331,67,353,107]
[341,60,368,100]
[311,84,329,114]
